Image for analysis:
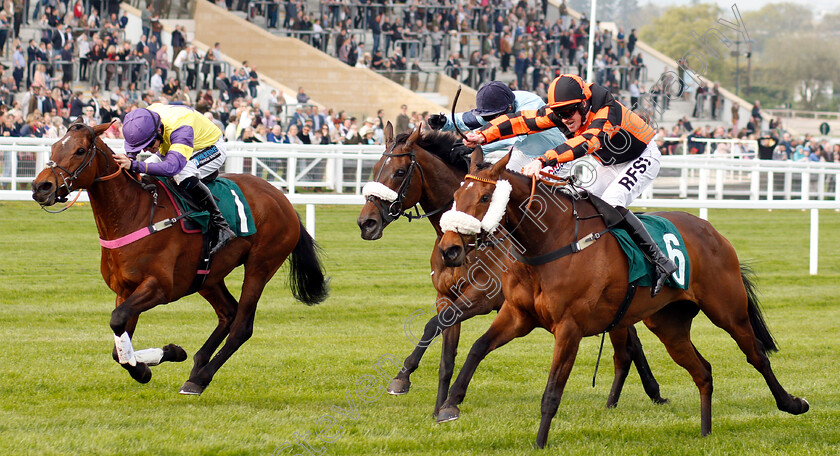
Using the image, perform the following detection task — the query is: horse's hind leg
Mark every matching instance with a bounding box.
[644,303,714,436]
[188,281,238,380]
[606,325,667,408]
[627,325,668,404]
[699,286,809,416]
[180,264,280,395]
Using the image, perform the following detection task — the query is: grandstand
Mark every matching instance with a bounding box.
[0,0,835,165]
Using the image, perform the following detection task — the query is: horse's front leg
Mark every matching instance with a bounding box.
[434,322,460,416]
[436,303,536,423]
[110,279,171,383]
[535,320,583,449]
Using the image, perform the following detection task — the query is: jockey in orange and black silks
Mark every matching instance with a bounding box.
[463,74,676,297]
[477,74,656,173]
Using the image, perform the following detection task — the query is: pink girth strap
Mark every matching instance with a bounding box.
[100,226,152,249]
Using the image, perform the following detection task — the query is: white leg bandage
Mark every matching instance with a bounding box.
[134,348,165,366]
[362,182,398,202]
[114,332,137,366]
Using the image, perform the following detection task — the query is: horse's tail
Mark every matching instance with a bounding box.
[289,221,329,305]
[741,263,778,354]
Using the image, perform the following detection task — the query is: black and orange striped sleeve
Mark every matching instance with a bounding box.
[540,106,614,165]
[477,108,558,144]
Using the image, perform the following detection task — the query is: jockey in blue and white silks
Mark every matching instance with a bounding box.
[428,81,568,174]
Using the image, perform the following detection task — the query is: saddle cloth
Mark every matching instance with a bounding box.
[610,214,690,290]
[156,176,257,237]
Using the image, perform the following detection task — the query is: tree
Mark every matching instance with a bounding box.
[639,4,733,83]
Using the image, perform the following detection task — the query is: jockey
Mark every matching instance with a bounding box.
[464,74,677,297]
[115,103,235,256]
[428,81,567,173]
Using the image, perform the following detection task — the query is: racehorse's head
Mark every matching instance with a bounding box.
[357,122,424,240]
[438,149,511,267]
[32,121,113,206]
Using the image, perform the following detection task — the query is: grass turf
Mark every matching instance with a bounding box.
[0,201,838,455]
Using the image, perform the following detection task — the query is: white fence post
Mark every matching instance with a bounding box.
[306,203,316,238]
[810,208,819,275]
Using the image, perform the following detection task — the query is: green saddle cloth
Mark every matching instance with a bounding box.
[157,177,257,237]
[610,214,690,290]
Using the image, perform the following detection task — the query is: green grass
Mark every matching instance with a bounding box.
[1,201,839,455]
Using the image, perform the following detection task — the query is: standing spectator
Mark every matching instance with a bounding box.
[0,12,9,57]
[267,89,285,116]
[730,103,739,128]
[155,44,169,80]
[710,83,721,120]
[12,44,25,89]
[296,86,310,104]
[430,25,443,66]
[629,80,640,109]
[395,104,409,134]
[150,13,163,44]
[150,68,163,95]
[247,65,260,98]
[627,29,637,57]
[26,39,39,87]
[141,3,153,37]
[371,12,382,55]
[170,25,185,65]
[60,42,73,84]
[12,0,24,39]
[751,100,762,122]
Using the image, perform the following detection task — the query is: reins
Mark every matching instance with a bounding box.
[41,122,157,215]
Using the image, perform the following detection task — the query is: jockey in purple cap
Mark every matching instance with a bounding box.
[115,103,235,255]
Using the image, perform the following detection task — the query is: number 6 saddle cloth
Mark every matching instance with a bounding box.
[611,214,690,291]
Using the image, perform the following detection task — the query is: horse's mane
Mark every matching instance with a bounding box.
[394,130,470,173]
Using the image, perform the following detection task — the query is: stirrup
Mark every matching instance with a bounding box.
[650,260,677,297]
[209,226,235,256]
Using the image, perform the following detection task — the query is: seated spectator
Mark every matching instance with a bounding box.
[19,112,45,137]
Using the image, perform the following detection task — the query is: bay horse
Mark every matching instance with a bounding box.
[436,149,809,447]
[357,123,666,416]
[31,122,329,395]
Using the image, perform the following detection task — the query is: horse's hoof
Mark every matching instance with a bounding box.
[163,344,188,363]
[652,396,669,405]
[435,405,460,423]
[127,364,152,384]
[179,381,205,396]
[792,397,809,415]
[387,378,411,396]
[778,396,809,415]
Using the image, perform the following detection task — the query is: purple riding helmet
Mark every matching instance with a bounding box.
[123,109,162,153]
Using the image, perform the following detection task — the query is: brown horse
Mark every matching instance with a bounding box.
[31,122,328,395]
[435,149,809,447]
[357,124,665,416]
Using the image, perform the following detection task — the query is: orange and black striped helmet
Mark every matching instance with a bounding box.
[547,74,593,108]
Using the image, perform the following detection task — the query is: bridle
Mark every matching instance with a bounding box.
[40,122,135,213]
[368,141,449,223]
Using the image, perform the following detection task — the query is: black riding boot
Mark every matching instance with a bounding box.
[617,207,677,297]
[181,177,235,256]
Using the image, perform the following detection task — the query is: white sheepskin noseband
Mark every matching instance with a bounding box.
[440,179,512,235]
[363,181,398,202]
